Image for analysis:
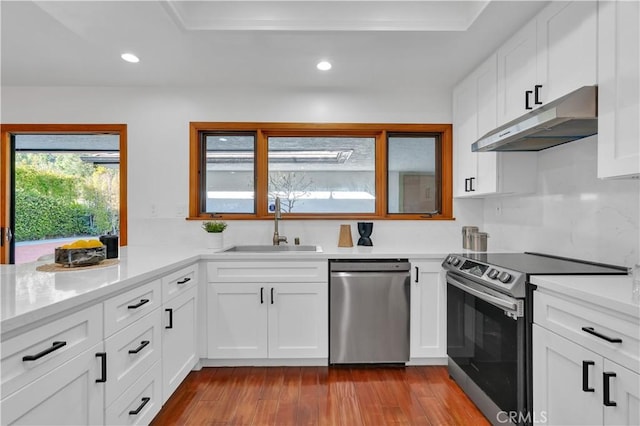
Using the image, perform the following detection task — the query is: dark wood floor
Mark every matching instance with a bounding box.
[151,366,489,425]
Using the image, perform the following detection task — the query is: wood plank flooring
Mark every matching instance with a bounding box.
[150,366,490,426]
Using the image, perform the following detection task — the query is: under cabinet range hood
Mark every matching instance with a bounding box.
[472,86,597,152]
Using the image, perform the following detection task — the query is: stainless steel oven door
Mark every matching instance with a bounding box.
[446,271,528,425]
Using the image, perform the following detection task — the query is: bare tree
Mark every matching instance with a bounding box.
[268,172,314,212]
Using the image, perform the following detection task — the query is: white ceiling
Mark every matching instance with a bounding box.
[1,1,549,94]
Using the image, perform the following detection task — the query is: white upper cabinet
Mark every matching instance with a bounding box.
[497,20,538,125]
[497,1,597,126]
[597,0,640,179]
[453,54,536,198]
[536,1,598,104]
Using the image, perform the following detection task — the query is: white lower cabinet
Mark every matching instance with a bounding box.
[0,342,106,425]
[208,282,328,360]
[533,289,640,425]
[207,260,328,362]
[106,361,163,426]
[162,284,198,402]
[409,259,446,359]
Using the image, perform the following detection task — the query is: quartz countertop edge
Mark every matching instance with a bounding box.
[1,245,450,336]
[531,274,640,319]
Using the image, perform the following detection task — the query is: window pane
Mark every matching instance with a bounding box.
[387,135,439,214]
[267,137,375,213]
[203,133,255,214]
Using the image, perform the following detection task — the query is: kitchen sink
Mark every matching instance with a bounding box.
[222,245,321,253]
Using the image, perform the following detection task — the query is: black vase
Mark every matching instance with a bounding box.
[357,222,373,246]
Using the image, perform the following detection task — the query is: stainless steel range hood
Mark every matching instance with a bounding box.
[472,86,597,152]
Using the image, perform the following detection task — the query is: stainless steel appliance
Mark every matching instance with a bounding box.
[329,259,410,364]
[442,252,626,426]
[472,85,597,152]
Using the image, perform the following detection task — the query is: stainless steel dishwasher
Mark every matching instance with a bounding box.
[329,259,411,364]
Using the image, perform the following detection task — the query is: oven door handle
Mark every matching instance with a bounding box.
[447,274,519,313]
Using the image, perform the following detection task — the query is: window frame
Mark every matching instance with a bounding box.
[189,122,453,221]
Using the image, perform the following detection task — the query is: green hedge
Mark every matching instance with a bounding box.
[15,189,94,241]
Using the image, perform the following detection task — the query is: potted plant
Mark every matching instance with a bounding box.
[202,221,227,249]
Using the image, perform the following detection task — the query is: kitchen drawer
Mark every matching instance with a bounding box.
[534,290,640,373]
[105,307,162,407]
[105,360,162,426]
[104,279,161,338]
[162,263,198,302]
[208,260,327,283]
[1,304,103,399]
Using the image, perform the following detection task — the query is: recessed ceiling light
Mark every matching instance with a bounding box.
[121,53,140,63]
[317,61,332,71]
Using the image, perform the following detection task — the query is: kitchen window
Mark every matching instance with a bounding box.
[189,122,452,220]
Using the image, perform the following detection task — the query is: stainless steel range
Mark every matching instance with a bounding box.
[442,252,627,426]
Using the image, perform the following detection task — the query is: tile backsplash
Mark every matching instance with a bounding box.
[484,135,640,267]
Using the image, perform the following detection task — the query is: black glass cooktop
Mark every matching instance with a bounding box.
[458,252,627,276]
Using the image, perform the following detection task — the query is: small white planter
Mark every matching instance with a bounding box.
[206,232,224,250]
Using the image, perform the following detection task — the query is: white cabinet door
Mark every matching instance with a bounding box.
[162,285,198,403]
[267,283,328,359]
[0,342,105,426]
[603,359,640,426]
[453,71,479,197]
[409,260,446,359]
[208,283,268,359]
[473,55,499,196]
[497,19,538,125]
[533,325,603,426]
[536,1,597,103]
[597,0,640,179]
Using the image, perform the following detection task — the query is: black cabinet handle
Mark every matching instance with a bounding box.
[128,340,150,354]
[582,360,595,392]
[469,177,475,192]
[534,85,543,105]
[603,372,617,406]
[271,288,274,305]
[581,327,622,343]
[96,352,107,383]
[464,178,470,192]
[127,299,149,309]
[165,308,173,329]
[22,341,67,361]
[177,277,191,285]
[260,287,264,304]
[525,90,533,109]
[415,266,419,283]
[128,397,151,415]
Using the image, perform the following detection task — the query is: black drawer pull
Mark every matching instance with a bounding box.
[581,327,622,343]
[165,308,173,329]
[129,397,151,415]
[127,299,150,309]
[22,341,67,361]
[260,287,264,304]
[582,360,595,392]
[415,266,419,283]
[177,277,191,285]
[271,287,274,304]
[96,352,107,383]
[603,372,617,406]
[128,340,150,354]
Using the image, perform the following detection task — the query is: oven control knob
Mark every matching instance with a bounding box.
[446,256,454,264]
[487,269,499,279]
[498,271,512,283]
[451,258,461,266]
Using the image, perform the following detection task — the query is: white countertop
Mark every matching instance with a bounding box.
[0,244,448,336]
[531,274,640,319]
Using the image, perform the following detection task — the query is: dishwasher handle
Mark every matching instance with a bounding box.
[329,260,410,273]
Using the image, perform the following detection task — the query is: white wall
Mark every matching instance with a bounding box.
[484,135,640,267]
[3,85,486,254]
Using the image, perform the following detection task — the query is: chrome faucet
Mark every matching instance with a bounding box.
[272,197,288,246]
